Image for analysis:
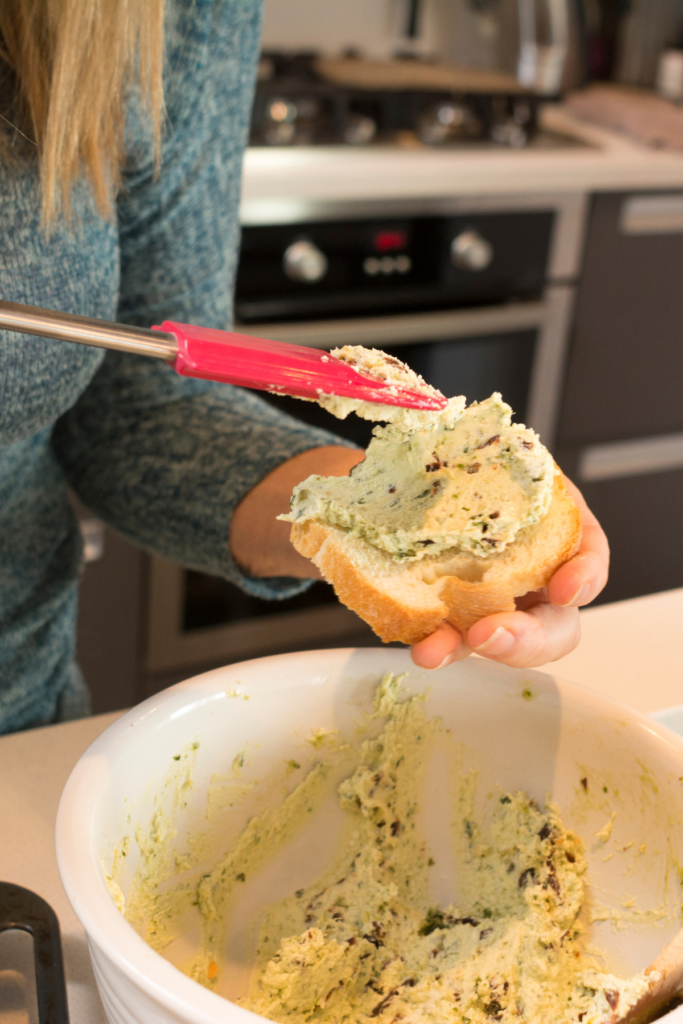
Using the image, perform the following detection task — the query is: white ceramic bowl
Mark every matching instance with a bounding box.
[57,649,683,1024]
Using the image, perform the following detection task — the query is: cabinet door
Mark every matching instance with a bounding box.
[558,191,683,446]
[557,439,683,605]
[575,470,683,606]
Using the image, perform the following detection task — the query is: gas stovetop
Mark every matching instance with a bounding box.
[250,52,574,151]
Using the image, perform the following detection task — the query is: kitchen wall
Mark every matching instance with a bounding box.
[260,0,517,70]
[261,0,683,89]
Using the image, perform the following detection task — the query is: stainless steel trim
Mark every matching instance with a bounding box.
[145,555,370,673]
[240,192,588,282]
[525,284,575,447]
[620,194,683,235]
[240,301,548,349]
[517,0,569,95]
[547,193,587,282]
[579,433,683,482]
[0,299,177,360]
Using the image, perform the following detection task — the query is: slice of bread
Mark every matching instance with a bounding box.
[290,470,581,644]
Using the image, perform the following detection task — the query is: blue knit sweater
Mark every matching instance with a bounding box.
[0,0,339,733]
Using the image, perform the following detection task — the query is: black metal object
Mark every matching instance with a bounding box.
[404,0,422,38]
[0,882,70,1024]
[250,51,540,148]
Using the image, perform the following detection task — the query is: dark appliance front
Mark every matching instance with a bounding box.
[235,212,553,322]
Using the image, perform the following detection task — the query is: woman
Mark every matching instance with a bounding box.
[0,0,608,734]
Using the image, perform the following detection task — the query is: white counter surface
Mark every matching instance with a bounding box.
[240,106,683,218]
[2,587,683,1023]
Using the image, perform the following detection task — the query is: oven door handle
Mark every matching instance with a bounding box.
[238,301,548,350]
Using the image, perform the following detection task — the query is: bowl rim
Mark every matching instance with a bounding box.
[55,646,683,1023]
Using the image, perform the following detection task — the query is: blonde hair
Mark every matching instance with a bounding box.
[0,0,165,223]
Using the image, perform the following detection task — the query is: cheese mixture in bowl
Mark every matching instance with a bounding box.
[239,678,649,1024]
[109,673,667,1024]
[58,650,683,1024]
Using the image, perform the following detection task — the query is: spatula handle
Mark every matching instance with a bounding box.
[0,299,177,360]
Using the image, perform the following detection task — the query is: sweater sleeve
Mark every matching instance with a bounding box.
[51,0,352,599]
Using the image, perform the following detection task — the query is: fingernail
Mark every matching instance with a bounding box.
[432,653,456,671]
[472,626,516,657]
[559,582,591,608]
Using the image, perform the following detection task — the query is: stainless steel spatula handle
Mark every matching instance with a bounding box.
[0,299,178,360]
[0,297,448,409]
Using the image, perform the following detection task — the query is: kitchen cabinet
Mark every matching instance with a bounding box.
[556,190,683,605]
[558,191,683,444]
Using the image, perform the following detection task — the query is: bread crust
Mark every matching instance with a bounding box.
[290,471,581,644]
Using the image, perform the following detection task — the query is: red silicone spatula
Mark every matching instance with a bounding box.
[0,299,447,412]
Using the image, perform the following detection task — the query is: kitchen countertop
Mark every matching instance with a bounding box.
[2,586,683,1024]
[240,105,683,220]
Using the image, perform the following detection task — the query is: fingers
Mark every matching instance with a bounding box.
[409,477,603,670]
[411,622,470,670]
[546,477,610,609]
[467,603,581,668]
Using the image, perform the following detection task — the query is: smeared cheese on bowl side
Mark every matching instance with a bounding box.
[281,392,554,560]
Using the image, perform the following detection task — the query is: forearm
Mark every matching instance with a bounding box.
[230,446,364,579]
[54,353,353,599]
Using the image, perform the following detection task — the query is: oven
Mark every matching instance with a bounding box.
[142,191,587,679]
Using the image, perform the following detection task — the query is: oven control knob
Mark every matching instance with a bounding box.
[283,240,328,283]
[451,230,493,272]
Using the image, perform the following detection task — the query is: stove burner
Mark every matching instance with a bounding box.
[250,52,542,149]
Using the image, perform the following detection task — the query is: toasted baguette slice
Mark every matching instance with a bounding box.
[290,471,581,644]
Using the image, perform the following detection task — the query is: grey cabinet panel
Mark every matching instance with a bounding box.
[76,527,145,713]
[558,191,683,445]
[558,444,683,605]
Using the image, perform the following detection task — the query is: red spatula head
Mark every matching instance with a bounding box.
[154,321,448,412]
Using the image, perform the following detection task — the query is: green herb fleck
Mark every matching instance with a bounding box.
[419,907,446,936]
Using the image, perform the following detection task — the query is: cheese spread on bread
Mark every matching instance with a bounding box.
[282,393,555,560]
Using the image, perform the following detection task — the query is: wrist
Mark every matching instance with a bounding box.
[230,445,364,579]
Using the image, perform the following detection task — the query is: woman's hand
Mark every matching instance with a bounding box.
[232,452,608,672]
[411,478,609,670]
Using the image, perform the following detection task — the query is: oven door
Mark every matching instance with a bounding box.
[144,287,573,677]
